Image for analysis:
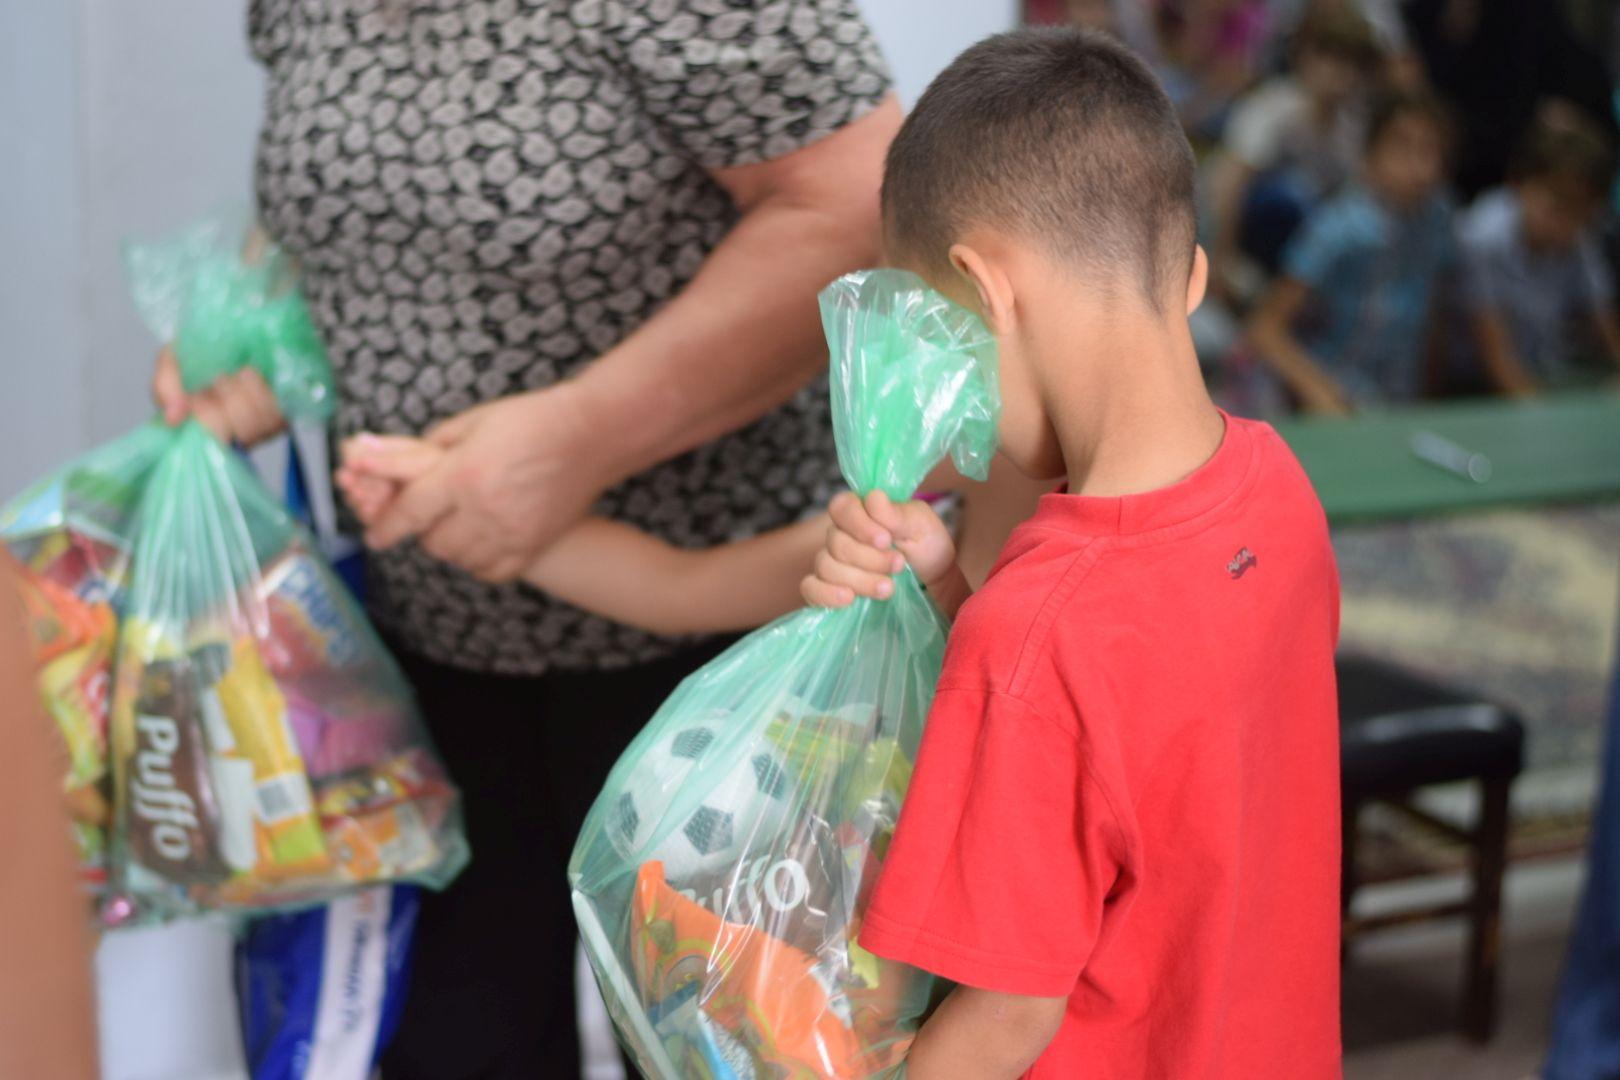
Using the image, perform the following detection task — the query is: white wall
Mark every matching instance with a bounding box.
[866,0,1017,106]
[0,0,263,504]
[0,3,1015,1077]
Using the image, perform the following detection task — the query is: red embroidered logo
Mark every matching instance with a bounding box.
[1227,548,1257,579]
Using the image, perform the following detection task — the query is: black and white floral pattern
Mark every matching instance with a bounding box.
[249,0,891,674]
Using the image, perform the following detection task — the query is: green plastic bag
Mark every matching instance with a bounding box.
[570,269,999,1079]
[124,213,336,422]
[1,423,173,893]
[105,421,468,923]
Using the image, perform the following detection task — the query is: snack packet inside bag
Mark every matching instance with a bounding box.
[1,423,172,891]
[571,269,999,1079]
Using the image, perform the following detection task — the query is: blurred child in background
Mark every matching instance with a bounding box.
[1149,0,1275,142]
[1246,90,1452,412]
[1453,101,1620,396]
[1208,5,1382,299]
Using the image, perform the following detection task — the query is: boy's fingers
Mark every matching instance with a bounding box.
[863,489,912,537]
[868,491,945,548]
[826,525,904,575]
[346,436,441,482]
[813,550,893,600]
[366,470,452,549]
[801,575,855,610]
[828,491,890,550]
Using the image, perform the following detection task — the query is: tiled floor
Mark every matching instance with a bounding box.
[1344,856,1585,1080]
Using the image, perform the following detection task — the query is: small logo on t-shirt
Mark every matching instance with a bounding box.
[1227,547,1258,579]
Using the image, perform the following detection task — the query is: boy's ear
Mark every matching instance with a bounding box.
[1186,245,1209,316]
[947,243,1015,334]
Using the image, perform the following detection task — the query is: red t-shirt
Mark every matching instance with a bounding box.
[861,415,1342,1079]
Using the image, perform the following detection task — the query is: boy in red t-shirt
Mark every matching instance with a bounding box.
[802,28,1342,1080]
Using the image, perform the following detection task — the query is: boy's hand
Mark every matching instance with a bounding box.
[336,434,441,527]
[801,490,956,608]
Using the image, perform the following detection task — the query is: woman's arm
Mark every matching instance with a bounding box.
[572,99,900,481]
[363,101,903,581]
[1246,277,1354,415]
[524,516,828,637]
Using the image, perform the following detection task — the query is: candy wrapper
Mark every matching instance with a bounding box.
[570,270,1000,1078]
[104,421,467,921]
[0,423,169,890]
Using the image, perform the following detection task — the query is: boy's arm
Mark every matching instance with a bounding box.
[1246,277,1354,415]
[524,516,825,636]
[1590,308,1620,373]
[905,986,1067,1080]
[1207,155,1257,303]
[1469,309,1541,397]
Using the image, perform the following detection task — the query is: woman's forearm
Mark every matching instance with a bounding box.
[570,103,899,489]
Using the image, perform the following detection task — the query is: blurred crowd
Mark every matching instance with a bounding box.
[1032,0,1620,415]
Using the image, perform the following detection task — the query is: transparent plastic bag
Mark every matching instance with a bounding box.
[104,421,467,922]
[125,213,335,422]
[570,269,999,1078]
[1,423,174,891]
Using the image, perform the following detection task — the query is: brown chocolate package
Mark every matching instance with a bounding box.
[127,658,229,884]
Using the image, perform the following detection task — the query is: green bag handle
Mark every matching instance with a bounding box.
[819,269,1001,502]
[124,215,336,423]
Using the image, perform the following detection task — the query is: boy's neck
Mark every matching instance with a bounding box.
[1037,297,1226,500]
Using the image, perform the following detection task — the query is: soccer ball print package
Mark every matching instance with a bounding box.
[571,270,999,1079]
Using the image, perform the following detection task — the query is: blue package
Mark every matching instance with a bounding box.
[238,886,420,1080]
[237,432,419,1080]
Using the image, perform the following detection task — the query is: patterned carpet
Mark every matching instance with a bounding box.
[1334,505,1620,868]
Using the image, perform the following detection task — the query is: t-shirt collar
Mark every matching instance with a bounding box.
[1030,411,1257,537]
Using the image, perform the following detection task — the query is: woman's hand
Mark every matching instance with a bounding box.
[151,345,285,445]
[801,490,960,609]
[361,384,609,583]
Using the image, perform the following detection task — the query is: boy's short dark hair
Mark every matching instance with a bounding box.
[1364,89,1450,154]
[1296,5,1382,71]
[1513,101,1616,200]
[882,28,1197,311]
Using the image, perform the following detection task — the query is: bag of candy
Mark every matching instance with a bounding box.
[570,269,999,1078]
[106,419,467,922]
[0,423,171,891]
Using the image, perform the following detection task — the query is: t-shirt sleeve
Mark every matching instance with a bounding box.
[859,688,1130,997]
[601,0,893,170]
[1281,207,1344,289]
[1223,85,1288,171]
[1456,212,1508,312]
[1576,235,1616,309]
